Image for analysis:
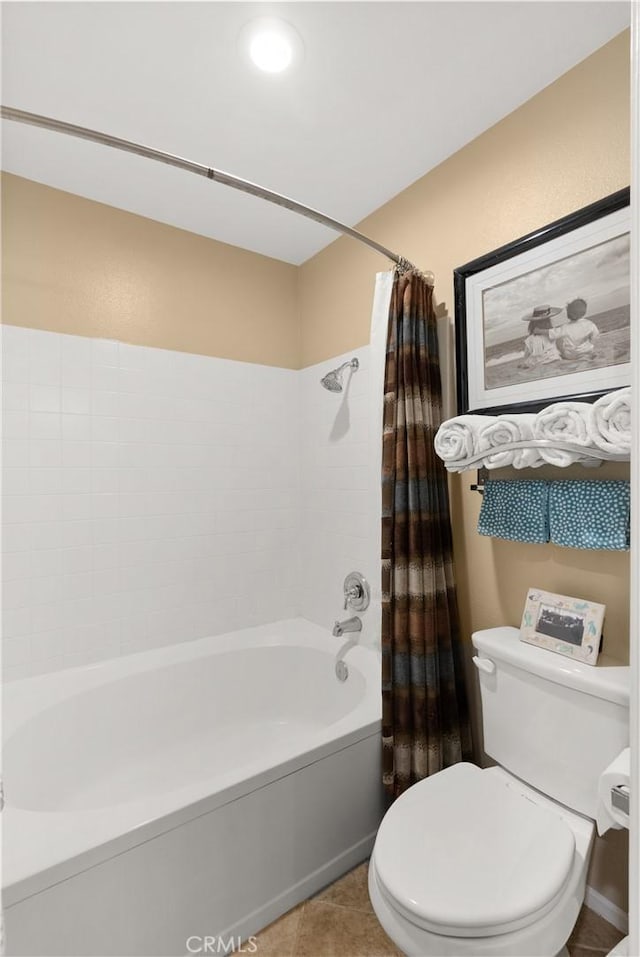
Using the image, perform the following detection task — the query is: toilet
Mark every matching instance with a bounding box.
[369,625,630,957]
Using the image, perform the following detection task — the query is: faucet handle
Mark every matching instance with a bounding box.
[343,572,370,612]
[344,584,360,609]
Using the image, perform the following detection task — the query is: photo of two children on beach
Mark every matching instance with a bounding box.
[482,232,630,392]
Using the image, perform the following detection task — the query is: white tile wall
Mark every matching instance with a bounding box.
[2,326,383,679]
[2,326,299,679]
[297,348,381,650]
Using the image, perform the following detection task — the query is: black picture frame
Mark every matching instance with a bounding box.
[454,187,631,415]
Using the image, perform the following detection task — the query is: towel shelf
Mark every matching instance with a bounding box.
[435,386,631,481]
[450,439,629,474]
[470,467,489,494]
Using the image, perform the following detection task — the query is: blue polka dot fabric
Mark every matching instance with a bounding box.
[477,480,550,543]
[549,480,630,551]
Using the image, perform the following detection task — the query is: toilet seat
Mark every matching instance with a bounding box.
[372,762,577,938]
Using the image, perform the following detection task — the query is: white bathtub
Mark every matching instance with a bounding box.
[3,618,383,956]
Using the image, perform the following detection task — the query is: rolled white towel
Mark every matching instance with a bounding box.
[477,413,543,469]
[434,414,493,468]
[589,387,631,455]
[533,401,595,466]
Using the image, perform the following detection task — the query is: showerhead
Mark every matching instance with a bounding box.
[320,370,344,392]
[320,357,359,393]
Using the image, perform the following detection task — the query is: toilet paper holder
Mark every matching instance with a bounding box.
[611,784,629,816]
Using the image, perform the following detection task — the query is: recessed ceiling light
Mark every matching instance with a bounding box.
[240,18,303,75]
[250,30,291,73]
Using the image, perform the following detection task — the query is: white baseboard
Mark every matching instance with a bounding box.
[585,884,629,935]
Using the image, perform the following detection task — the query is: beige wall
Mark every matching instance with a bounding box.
[297,30,631,911]
[1,173,300,368]
[298,31,631,368]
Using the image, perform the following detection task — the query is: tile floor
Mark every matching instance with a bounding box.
[251,861,626,957]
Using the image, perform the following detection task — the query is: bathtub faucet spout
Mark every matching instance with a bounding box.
[332,616,362,638]
[333,618,362,682]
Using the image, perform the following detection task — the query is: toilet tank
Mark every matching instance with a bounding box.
[472,627,630,818]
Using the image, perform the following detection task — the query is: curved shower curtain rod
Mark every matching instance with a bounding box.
[1,105,434,284]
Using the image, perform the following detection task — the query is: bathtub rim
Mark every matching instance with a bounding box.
[3,617,378,726]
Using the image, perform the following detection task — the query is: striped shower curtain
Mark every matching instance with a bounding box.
[381,269,472,799]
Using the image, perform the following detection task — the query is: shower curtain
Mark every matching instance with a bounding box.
[381,269,472,799]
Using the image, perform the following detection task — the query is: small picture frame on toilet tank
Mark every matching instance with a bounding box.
[520,588,605,666]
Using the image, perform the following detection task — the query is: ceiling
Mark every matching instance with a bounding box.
[0,2,630,265]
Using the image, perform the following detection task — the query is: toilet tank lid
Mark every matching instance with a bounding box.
[472,627,629,707]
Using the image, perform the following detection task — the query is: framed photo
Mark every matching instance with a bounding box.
[454,188,630,415]
[520,588,605,666]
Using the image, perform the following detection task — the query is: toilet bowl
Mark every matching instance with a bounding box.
[369,764,593,957]
[368,627,629,957]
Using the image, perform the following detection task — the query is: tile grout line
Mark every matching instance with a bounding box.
[311,898,375,915]
[286,894,375,956]
[290,899,305,956]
